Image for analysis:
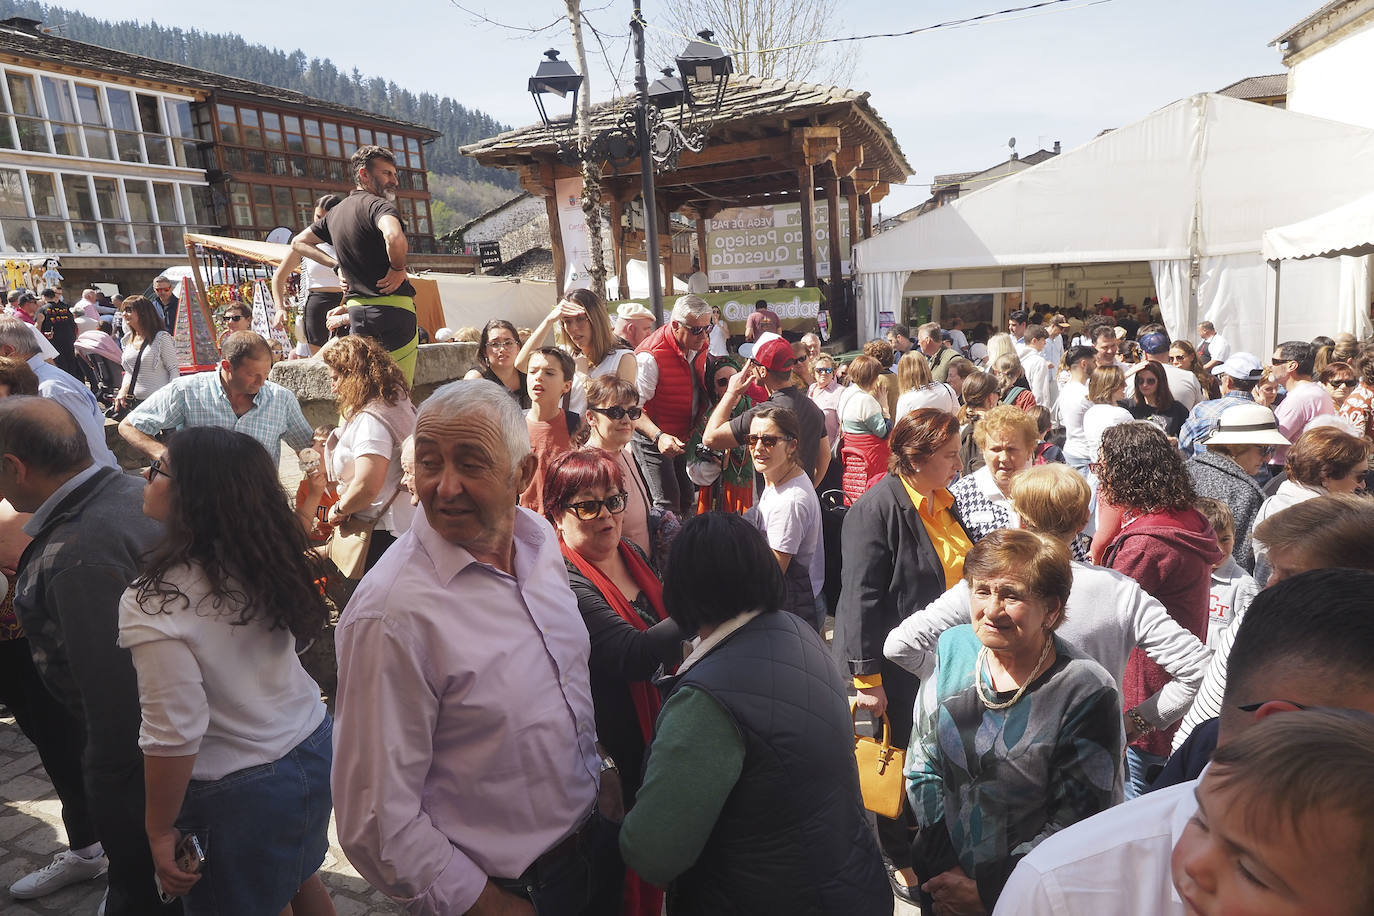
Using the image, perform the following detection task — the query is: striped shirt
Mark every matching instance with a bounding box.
[126,369,313,457]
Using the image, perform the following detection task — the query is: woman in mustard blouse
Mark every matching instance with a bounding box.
[834,408,973,902]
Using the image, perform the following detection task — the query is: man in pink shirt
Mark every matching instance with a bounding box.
[331,379,622,915]
[744,298,781,341]
[1270,341,1333,466]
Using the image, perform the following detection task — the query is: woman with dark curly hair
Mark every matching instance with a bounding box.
[314,334,416,571]
[119,427,335,916]
[1096,421,1223,798]
[463,318,529,408]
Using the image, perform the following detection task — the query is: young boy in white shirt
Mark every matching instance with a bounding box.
[1194,498,1258,650]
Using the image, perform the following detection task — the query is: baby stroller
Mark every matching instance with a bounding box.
[74,330,124,407]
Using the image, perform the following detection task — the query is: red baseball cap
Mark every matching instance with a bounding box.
[752,336,796,372]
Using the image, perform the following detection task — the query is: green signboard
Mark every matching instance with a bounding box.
[611,287,823,335]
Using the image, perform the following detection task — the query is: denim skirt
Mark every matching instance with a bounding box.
[177,715,333,915]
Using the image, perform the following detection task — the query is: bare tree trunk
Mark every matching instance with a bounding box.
[566,0,607,300]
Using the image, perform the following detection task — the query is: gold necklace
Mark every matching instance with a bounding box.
[974,638,1054,710]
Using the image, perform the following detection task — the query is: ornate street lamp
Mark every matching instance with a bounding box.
[675,30,733,112]
[526,7,732,323]
[528,50,583,130]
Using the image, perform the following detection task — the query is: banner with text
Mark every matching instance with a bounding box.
[706,201,851,285]
[612,287,822,335]
[555,176,613,290]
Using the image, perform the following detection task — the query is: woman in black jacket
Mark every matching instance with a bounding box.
[543,447,682,916]
[834,408,973,902]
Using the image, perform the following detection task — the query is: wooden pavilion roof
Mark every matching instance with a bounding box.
[460,74,911,216]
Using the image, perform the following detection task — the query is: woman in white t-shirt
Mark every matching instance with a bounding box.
[745,406,825,632]
[119,426,333,915]
[317,335,417,572]
[517,287,635,416]
[895,346,959,417]
[113,295,178,412]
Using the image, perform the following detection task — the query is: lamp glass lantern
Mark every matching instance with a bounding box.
[528,49,583,129]
[674,30,733,111]
[647,67,687,111]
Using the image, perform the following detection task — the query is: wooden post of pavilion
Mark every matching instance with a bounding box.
[855,167,881,240]
[520,160,565,296]
[793,127,841,289]
[658,202,674,296]
[607,186,630,299]
[823,172,843,303]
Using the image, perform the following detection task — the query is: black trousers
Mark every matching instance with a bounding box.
[631,434,693,515]
[0,638,97,850]
[87,753,182,915]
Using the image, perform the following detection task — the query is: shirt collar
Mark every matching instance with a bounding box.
[973,465,1011,504]
[413,502,548,585]
[23,464,103,536]
[1222,390,1254,401]
[1168,778,1204,906]
[676,610,762,676]
[900,475,954,518]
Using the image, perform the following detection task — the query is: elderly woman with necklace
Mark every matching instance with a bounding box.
[904,529,1121,915]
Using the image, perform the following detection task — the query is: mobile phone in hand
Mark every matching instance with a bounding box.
[175,832,205,874]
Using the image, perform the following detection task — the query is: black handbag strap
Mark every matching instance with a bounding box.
[126,336,150,396]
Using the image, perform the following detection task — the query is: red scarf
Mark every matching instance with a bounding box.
[560,538,667,916]
[560,538,666,743]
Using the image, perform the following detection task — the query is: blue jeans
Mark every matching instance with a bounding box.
[493,812,624,916]
[1125,746,1168,799]
[177,715,333,915]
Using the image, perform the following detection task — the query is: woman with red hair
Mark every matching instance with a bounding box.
[543,448,683,916]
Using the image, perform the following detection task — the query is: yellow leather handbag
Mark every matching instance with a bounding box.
[850,702,906,819]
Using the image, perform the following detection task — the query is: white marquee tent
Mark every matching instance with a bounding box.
[1262,191,1374,346]
[855,93,1374,354]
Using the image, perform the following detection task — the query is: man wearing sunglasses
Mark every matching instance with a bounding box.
[632,295,712,514]
[703,334,830,487]
[0,397,174,913]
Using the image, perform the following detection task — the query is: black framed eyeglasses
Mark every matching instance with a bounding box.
[1329,379,1358,389]
[563,492,629,520]
[815,367,836,375]
[677,320,714,336]
[223,313,248,323]
[147,458,173,483]
[589,405,642,421]
[745,433,794,449]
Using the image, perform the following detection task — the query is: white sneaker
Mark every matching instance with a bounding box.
[9,850,109,899]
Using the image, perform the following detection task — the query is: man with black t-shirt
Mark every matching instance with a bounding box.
[291,145,418,381]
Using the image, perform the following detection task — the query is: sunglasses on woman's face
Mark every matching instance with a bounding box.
[224,313,248,323]
[563,492,629,520]
[746,433,794,450]
[486,338,518,350]
[816,367,835,375]
[1328,378,1358,389]
[146,458,173,483]
[588,405,643,420]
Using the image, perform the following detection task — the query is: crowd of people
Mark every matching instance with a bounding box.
[1,278,1373,916]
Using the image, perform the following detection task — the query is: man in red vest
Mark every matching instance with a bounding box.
[633,294,712,514]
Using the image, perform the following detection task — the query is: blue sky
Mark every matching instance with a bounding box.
[78,0,1317,213]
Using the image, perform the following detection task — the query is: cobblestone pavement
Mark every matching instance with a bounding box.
[2,709,921,915]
